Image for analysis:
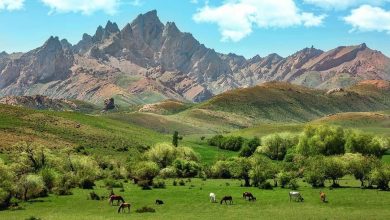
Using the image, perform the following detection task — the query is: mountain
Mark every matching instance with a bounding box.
[0,10,389,105]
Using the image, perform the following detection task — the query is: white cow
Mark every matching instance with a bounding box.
[209,193,216,203]
[289,191,304,202]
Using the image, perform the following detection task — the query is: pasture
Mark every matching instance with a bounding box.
[1,178,389,220]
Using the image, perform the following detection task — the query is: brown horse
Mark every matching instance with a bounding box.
[320,192,326,202]
[243,192,256,201]
[220,196,233,205]
[117,202,131,213]
[109,195,125,206]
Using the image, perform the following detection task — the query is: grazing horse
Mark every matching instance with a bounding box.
[209,193,216,203]
[155,199,164,205]
[109,195,125,206]
[320,192,326,202]
[243,192,256,201]
[117,202,131,213]
[220,196,233,205]
[289,191,304,202]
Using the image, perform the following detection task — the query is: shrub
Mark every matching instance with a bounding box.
[40,168,58,192]
[159,167,177,178]
[80,179,95,189]
[208,135,244,151]
[103,179,123,189]
[89,191,100,200]
[136,206,156,213]
[0,160,14,209]
[369,164,390,190]
[304,156,326,187]
[153,180,166,189]
[25,216,41,220]
[211,160,233,178]
[173,180,177,186]
[173,159,201,178]
[259,182,273,190]
[345,131,388,157]
[179,180,185,186]
[286,179,299,190]
[132,161,160,188]
[277,171,294,188]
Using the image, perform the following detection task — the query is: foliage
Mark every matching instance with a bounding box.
[136,206,156,213]
[369,164,390,190]
[132,161,160,187]
[296,125,345,156]
[345,131,389,157]
[257,133,298,160]
[172,131,179,148]
[18,174,45,201]
[323,157,346,187]
[0,159,14,209]
[173,159,200,178]
[240,137,260,157]
[145,143,177,168]
[208,135,244,151]
[249,155,278,187]
[304,156,326,187]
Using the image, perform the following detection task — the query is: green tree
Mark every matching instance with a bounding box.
[304,156,326,187]
[258,133,298,160]
[230,157,252,187]
[18,174,45,201]
[145,143,177,168]
[249,155,278,187]
[343,154,380,187]
[324,157,346,187]
[172,131,179,147]
[0,160,14,209]
[133,161,160,187]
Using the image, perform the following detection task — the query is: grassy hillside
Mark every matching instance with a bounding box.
[196,82,390,123]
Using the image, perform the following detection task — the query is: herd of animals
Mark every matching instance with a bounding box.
[107,190,327,214]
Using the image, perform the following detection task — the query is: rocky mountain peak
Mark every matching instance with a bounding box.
[105,20,120,34]
[43,36,62,51]
[60,39,72,51]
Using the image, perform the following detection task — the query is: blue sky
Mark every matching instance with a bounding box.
[1,0,390,58]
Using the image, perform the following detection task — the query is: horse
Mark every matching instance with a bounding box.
[320,192,326,202]
[156,199,164,205]
[220,196,233,205]
[209,193,216,203]
[109,195,125,206]
[289,191,304,202]
[117,202,131,213]
[243,192,256,201]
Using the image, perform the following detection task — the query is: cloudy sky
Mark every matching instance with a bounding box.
[1,0,390,58]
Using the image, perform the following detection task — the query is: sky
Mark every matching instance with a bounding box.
[1,0,390,58]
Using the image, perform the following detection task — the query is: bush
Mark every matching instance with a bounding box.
[40,168,58,192]
[132,161,160,188]
[173,180,177,186]
[259,182,273,190]
[25,217,41,220]
[89,191,100,200]
[345,131,388,157]
[208,135,244,151]
[0,160,14,209]
[179,180,185,186]
[153,180,166,189]
[104,179,123,189]
[286,179,299,190]
[173,159,201,178]
[136,206,156,213]
[277,171,293,188]
[369,164,390,190]
[145,143,176,168]
[304,156,326,187]
[80,179,95,189]
[159,167,177,178]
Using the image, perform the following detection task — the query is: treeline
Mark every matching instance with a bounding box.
[206,125,389,190]
[208,125,389,159]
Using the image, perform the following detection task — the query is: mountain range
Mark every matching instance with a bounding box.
[1,10,389,105]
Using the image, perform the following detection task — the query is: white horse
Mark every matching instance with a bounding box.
[209,193,216,203]
[289,191,304,202]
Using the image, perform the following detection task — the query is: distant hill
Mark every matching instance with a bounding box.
[193,81,390,122]
[0,95,98,113]
[0,10,389,105]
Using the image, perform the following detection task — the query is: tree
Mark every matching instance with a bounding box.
[343,154,379,187]
[145,143,177,168]
[304,156,326,187]
[258,133,298,160]
[230,157,252,187]
[240,137,260,157]
[0,160,14,209]
[211,160,233,178]
[172,131,179,147]
[249,155,278,187]
[296,125,345,156]
[345,131,388,157]
[324,157,345,187]
[18,174,45,201]
[369,164,390,190]
[132,161,160,187]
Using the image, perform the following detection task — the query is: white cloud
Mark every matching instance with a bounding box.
[303,0,388,10]
[344,5,390,33]
[193,0,326,42]
[40,0,120,15]
[0,0,24,11]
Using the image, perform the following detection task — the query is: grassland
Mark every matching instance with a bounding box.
[1,178,389,220]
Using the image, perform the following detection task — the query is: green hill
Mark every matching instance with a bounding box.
[194,81,390,123]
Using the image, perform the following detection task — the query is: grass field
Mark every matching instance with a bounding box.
[1,178,389,220]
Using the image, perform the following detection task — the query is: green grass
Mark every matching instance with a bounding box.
[1,178,389,220]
